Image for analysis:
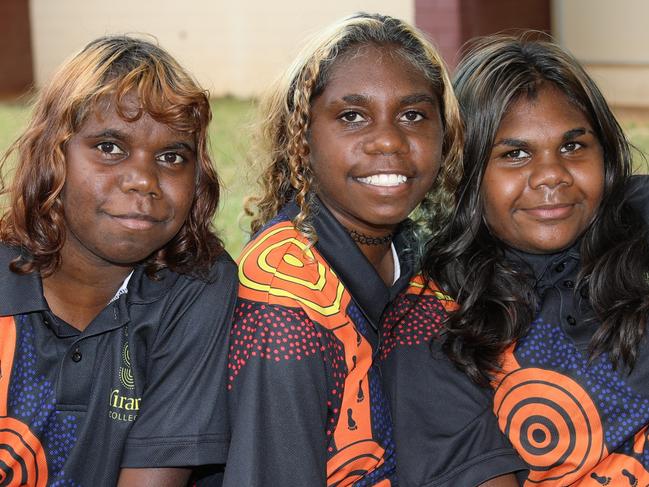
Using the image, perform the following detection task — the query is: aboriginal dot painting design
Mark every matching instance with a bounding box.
[494,318,649,485]
[1,314,80,486]
[380,277,454,360]
[231,220,395,486]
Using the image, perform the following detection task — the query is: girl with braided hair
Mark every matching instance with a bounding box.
[220,12,462,486]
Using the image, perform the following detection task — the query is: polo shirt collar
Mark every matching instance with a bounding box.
[505,242,581,290]
[0,245,48,315]
[280,197,415,330]
[0,244,179,318]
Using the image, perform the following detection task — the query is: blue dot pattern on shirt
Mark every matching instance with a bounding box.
[8,314,79,479]
[346,301,397,485]
[346,301,369,337]
[516,318,649,456]
[357,367,397,486]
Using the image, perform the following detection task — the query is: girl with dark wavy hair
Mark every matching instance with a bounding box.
[0,35,237,486]
[216,12,463,486]
[380,33,649,486]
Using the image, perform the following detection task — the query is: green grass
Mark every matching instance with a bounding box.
[624,122,649,172]
[208,97,256,255]
[1,98,649,257]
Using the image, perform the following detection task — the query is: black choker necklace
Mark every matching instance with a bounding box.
[347,229,394,246]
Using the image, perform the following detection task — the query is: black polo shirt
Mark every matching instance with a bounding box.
[0,244,237,486]
[379,175,649,486]
[219,198,414,486]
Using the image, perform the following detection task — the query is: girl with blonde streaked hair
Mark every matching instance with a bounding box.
[0,35,237,486]
[247,12,462,242]
[218,12,463,486]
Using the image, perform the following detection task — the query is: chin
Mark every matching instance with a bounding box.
[365,211,410,227]
[524,240,578,254]
[100,248,158,267]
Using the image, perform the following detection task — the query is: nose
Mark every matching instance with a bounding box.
[119,153,162,198]
[363,122,408,155]
[528,152,573,189]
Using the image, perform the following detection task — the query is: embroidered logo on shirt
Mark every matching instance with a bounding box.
[108,327,140,423]
[119,342,135,390]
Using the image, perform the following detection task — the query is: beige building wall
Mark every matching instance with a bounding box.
[553,0,649,108]
[30,0,413,98]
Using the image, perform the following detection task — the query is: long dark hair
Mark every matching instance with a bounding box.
[0,36,223,279]
[423,34,649,385]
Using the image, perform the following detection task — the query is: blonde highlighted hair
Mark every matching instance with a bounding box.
[247,12,463,242]
[0,35,223,278]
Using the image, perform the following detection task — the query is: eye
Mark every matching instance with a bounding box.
[156,152,185,165]
[96,142,125,155]
[400,110,424,122]
[504,148,531,161]
[340,111,366,123]
[560,141,583,153]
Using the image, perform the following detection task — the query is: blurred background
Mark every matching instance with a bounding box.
[2,0,648,255]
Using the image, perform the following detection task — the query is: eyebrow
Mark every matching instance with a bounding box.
[162,141,196,152]
[340,93,436,106]
[84,130,196,151]
[493,127,595,148]
[563,127,590,140]
[84,129,127,140]
[493,137,527,148]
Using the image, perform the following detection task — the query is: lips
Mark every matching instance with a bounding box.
[355,173,408,187]
[520,203,575,220]
[108,212,166,230]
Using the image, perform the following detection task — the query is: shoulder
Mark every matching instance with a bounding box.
[626,175,649,223]
[0,243,22,270]
[238,220,319,287]
[401,274,458,311]
[172,251,238,307]
[127,251,238,332]
[237,220,347,314]
[381,274,456,360]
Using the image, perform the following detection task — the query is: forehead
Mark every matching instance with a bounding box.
[318,44,434,99]
[77,95,195,144]
[497,86,591,137]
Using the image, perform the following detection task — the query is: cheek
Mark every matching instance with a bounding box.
[481,171,507,223]
[581,165,606,207]
[168,176,198,218]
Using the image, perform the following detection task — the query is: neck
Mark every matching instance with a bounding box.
[354,239,395,285]
[43,248,133,331]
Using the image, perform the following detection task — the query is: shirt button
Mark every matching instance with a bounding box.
[555,262,566,273]
[72,350,82,362]
[563,280,575,288]
[566,315,577,326]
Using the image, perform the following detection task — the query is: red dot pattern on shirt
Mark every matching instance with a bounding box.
[228,301,347,425]
[380,293,447,360]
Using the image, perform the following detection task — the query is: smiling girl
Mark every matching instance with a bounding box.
[380,34,649,486]
[0,36,237,486]
[219,12,462,486]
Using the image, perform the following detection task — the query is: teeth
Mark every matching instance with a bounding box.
[357,174,407,187]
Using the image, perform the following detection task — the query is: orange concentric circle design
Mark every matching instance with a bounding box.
[0,416,48,487]
[494,368,604,485]
[238,224,348,323]
[327,439,386,487]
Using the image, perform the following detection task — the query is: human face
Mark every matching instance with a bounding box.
[482,85,605,254]
[61,96,196,270]
[308,44,443,235]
